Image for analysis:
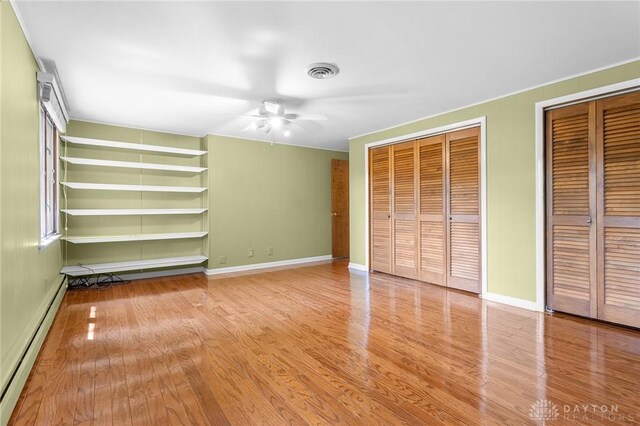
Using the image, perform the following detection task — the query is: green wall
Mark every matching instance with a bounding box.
[206,134,348,269]
[63,120,207,267]
[0,1,64,421]
[349,60,640,302]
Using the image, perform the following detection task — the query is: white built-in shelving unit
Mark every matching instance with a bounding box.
[61,208,207,216]
[61,255,208,276]
[62,136,207,156]
[60,134,208,276]
[61,156,207,173]
[62,231,208,244]
[61,182,207,192]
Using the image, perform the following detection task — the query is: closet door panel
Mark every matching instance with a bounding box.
[597,92,640,328]
[546,103,597,317]
[370,146,392,273]
[392,141,417,278]
[418,136,446,285]
[447,128,480,293]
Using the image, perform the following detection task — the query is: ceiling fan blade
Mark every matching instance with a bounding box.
[217,114,263,119]
[284,113,328,121]
[287,120,305,130]
[241,119,266,132]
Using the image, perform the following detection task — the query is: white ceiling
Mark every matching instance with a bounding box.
[14,1,640,151]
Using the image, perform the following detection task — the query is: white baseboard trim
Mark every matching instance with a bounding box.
[204,255,333,276]
[482,291,543,312]
[348,262,368,272]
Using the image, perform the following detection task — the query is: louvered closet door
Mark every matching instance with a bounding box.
[597,92,640,328]
[418,135,446,285]
[392,141,418,279]
[370,146,392,273]
[446,128,480,293]
[546,103,597,318]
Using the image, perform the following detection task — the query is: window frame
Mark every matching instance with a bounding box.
[39,104,61,248]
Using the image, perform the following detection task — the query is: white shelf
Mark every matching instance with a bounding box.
[61,134,208,269]
[61,255,208,276]
[62,231,208,244]
[61,136,207,156]
[61,182,207,193]
[61,208,207,216]
[61,156,206,173]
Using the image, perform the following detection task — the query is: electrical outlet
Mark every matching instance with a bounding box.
[218,256,226,264]
[267,246,273,256]
[248,249,254,258]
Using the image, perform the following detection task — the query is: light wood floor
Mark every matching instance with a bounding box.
[10,260,640,425]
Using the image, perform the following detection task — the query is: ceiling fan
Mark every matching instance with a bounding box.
[232,98,328,135]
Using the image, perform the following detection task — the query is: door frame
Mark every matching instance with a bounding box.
[363,117,488,298]
[535,78,640,313]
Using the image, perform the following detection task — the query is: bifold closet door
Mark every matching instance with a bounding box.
[417,135,446,285]
[446,128,481,293]
[370,146,392,273]
[546,103,597,317]
[391,141,418,278]
[369,127,481,292]
[597,92,640,328]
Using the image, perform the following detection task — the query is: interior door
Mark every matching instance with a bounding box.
[446,128,480,293]
[392,141,418,278]
[417,135,446,285]
[370,146,392,273]
[596,92,640,328]
[331,159,349,258]
[546,102,597,317]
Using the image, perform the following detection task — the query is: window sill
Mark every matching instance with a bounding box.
[39,233,62,250]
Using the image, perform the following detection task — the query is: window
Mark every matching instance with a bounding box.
[36,70,68,247]
[40,105,60,246]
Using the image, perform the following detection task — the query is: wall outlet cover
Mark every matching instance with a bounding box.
[218,256,227,264]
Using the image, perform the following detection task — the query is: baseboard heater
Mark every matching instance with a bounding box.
[0,276,66,415]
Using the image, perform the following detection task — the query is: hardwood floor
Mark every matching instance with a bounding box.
[9,260,640,425]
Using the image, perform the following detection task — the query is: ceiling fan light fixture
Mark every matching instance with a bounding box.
[306,63,339,79]
[270,117,285,129]
[239,99,325,136]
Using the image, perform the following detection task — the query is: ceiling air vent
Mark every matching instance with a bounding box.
[306,63,339,79]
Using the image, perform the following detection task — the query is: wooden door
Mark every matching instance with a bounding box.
[596,92,640,328]
[370,146,392,273]
[392,141,418,278]
[417,135,447,285]
[331,159,349,258]
[446,128,481,293]
[546,103,597,318]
